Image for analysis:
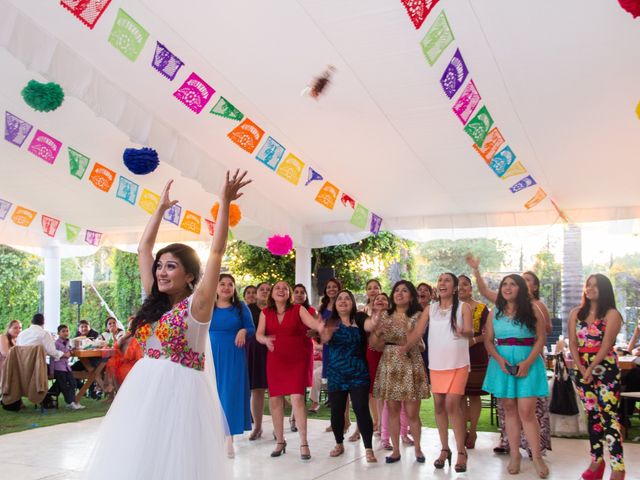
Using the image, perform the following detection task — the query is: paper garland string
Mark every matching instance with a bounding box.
[509,175,537,193]
[420,10,454,66]
[314,181,339,210]
[68,147,90,179]
[174,72,215,114]
[256,136,285,170]
[440,49,468,99]
[276,154,305,185]
[305,167,323,186]
[370,213,383,235]
[400,0,440,30]
[210,97,244,121]
[28,129,62,164]
[524,188,547,209]
[108,9,149,62]
[60,0,113,30]
[4,111,33,147]
[0,199,13,220]
[89,162,117,192]
[350,204,369,229]
[152,42,184,81]
[227,118,265,154]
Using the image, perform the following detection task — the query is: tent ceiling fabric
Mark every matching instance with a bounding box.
[1,0,639,251]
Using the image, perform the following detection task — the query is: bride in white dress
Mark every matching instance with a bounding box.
[84,170,251,479]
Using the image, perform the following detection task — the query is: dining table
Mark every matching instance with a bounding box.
[71,348,114,403]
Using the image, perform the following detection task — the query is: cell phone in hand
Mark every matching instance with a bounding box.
[506,364,520,376]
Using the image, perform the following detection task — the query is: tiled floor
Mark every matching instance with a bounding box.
[0,416,638,479]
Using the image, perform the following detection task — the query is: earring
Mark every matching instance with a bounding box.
[188,282,194,291]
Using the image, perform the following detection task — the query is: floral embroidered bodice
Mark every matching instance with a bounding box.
[135,295,209,371]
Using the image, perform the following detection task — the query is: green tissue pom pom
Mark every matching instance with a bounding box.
[21,80,65,112]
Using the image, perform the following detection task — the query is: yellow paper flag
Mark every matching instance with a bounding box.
[276,153,305,185]
[314,181,339,210]
[636,100,640,120]
[524,188,547,209]
[180,210,202,234]
[139,188,160,214]
[501,161,527,180]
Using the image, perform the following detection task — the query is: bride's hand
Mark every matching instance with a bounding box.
[221,170,252,203]
[159,180,179,212]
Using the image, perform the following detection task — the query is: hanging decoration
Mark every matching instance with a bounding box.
[115,176,139,205]
[227,118,265,154]
[440,49,468,99]
[636,100,640,119]
[464,106,494,147]
[60,0,113,30]
[139,188,160,214]
[4,111,33,147]
[420,10,454,66]
[370,213,383,235]
[123,147,159,175]
[452,80,481,125]
[314,181,340,210]
[509,175,537,193]
[28,130,62,164]
[340,193,356,209]
[89,162,117,192]
[211,202,242,227]
[108,9,149,62]
[276,154,305,185]
[180,210,202,234]
[11,206,37,227]
[472,127,504,163]
[68,147,91,179]
[266,235,293,256]
[618,0,640,18]
[524,188,547,209]
[173,72,216,114]
[256,136,285,170]
[489,146,516,177]
[163,204,182,226]
[210,97,244,121]
[41,215,61,237]
[85,230,103,246]
[550,198,571,224]
[205,218,215,236]
[0,199,13,220]
[152,42,184,81]
[21,80,64,112]
[501,160,527,180]
[304,167,323,186]
[65,223,81,242]
[350,204,369,229]
[400,0,440,29]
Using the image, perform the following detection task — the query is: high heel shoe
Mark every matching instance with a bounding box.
[433,448,451,469]
[465,431,477,449]
[454,450,467,473]
[289,418,298,433]
[580,461,605,480]
[270,441,287,457]
[415,452,425,463]
[248,428,263,441]
[300,444,311,460]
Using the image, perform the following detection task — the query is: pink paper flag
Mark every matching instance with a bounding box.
[28,130,62,164]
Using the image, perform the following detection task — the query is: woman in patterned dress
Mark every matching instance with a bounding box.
[84,170,250,480]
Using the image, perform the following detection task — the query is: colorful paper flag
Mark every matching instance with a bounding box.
[180,210,201,234]
[163,204,182,226]
[276,153,305,185]
[501,160,527,180]
[139,188,160,214]
[305,167,323,186]
[41,215,61,237]
[314,181,339,210]
[370,213,383,235]
[151,41,184,81]
[636,100,640,119]
[452,80,481,125]
[472,127,504,164]
[400,0,440,29]
[524,188,547,209]
[210,97,244,121]
[440,49,468,99]
[174,72,215,114]
[27,130,62,164]
[489,146,516,177]
[340,193,356,209]
[550,198,570,224]
[115,176,139,204]
[108,9,149,61]
[11,206,37,227]
[351,204,369,230]
[509,175,537,193]
[256,136,285,170]
[89,162,116,192]
[420,10,454,66]
[464,106,494,147]
[0,199,12,220]
[227,118,265,154]
[205,219,215,236]
[85,230,102,246]
[5,111,33,147]
[68,147,90,179]
[60,0,113,30]
[65,223,81,242]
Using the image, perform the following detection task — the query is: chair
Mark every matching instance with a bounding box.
[1,345,48,408]
[481,394,499,426]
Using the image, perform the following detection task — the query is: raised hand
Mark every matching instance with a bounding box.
[465,253,480,270]
[221,169,252,203]
[159,180,179,212]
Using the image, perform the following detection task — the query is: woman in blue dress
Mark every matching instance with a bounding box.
[482,274,549,478]
[209,273,255,458]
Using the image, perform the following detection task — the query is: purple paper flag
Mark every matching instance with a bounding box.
[28,130,62,164]
[440,49,468,99]
[174,72,215,114]
[0,199,12,220]
[152,42,184,81]
[5,111,33,147]
[452,80,481,124]
[370,213,383,235]
[85,230,102,246]
[509,175,537,193]
[163,204,182,226]
[305,167,323,186]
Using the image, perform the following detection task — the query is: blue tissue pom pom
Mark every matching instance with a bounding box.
[123,147,159,175]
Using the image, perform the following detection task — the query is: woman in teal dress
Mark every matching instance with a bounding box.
[209,273,255,458]
[483,274,549,478]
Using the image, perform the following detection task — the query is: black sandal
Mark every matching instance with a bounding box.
[434,448,451,469]
[270,441,287,457]
[300,444,311,460]
[455,450,467,473]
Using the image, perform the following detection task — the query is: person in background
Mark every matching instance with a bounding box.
[16,313,67,361]
[0,320,22,391]
[75,319,99,340]
[98,317,125,345]
[50,325,85,410]
[619,319,640,433]
[568,274,625,480]
[243,285,258,306]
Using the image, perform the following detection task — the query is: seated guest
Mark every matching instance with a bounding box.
[50,325,85,410]
[0,320,22,392]
[75,319,99,340]
[105,317,143,394]
[16,314,67,361]
[620,320,640,430]
[98,317,125,345]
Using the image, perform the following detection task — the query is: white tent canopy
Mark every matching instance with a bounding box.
[1,0,639,253]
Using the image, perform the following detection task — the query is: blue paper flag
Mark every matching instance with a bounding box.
[305,167,323,186]
[509,175,537,193]
[256,136,285,171]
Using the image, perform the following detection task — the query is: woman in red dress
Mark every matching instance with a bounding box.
[256,281,320,460]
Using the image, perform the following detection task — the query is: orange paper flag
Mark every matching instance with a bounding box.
[180,210,202,234]
[315,181,339,210]
[89,162,117,192]
[227,118,265,154]
[524,188,547,209]
[472,127,505,164]
[11,206,37,227]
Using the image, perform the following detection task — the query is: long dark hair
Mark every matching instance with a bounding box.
[416,282,433,295]
[242,285,257,301]
[523,271,541,300]
[327,290,358,328]
[495,274,536,332]
[293,283,311,309]
[439,273,460,333]
[365,279,382,305]
[388,280,422,317]
[266,281,294,311]
[577,274,617,322]
[319,278,342,315]
[5,320,21,346]
[132,243,201,334]
[215,274,241,310]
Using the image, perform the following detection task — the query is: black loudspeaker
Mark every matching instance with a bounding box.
[69,281,83,305]
[316,267,336,296]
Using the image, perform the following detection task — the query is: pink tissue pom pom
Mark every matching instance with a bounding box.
[266,235,293,256]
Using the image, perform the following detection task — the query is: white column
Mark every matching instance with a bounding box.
[295,246,312,302]
[43,245,61,332]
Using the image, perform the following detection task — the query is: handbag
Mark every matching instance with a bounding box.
[549,354,579,416]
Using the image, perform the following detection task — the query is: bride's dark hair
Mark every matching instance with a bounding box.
[131,243,201,334]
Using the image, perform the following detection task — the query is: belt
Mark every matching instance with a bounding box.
[384,342,400,346]
[496,337,535,346]
[578,346,601,354]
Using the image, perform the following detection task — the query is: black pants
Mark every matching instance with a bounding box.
[329,385,373,449]
[621,366,640,427]
[53,370,76,405]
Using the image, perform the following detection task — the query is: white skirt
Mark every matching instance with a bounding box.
[84,355,230,479]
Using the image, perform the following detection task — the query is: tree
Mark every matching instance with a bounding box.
[532,248,561,317]
[0,245,42,331]
[225,241,296,286]
[111,249,142,323]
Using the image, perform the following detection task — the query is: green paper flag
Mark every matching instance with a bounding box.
[228,229,234,241]
[464,106,494,147]
[65,223,81,242]
[210,97,244,121]
[108,9,149,61]
[350,204,369,230]
[420,10,455,66]
[68,147,90,179]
